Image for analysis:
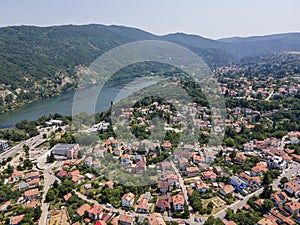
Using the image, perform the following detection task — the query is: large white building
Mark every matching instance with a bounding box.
[0,140,8,152]
[267,156,287,170]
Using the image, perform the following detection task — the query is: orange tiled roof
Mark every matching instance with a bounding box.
[24,188,39,197]
[122,192,135,202]
[285,201,300,211]
[10,214,24,225]
[137,198,148,210]
[221,184,235,195]
[172,193,184,206]
[119,214,134,224]
[77,203,91,216]
[63,193,72,201]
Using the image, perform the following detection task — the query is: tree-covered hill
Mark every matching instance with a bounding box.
[0,24,299,112]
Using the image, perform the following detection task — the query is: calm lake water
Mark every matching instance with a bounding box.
[0,79,159,128]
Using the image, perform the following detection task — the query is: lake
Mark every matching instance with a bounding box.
[0,79,160,128]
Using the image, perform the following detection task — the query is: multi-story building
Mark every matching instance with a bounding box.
[51,143,80,160]
[121,192,135,208]
[0,140,8,152]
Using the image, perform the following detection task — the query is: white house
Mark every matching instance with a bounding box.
[0,140,8,152]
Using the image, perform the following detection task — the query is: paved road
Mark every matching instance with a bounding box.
[214,187,263,219]
[0,126,59,161]
[265,90,274,101]
[171,161,189,202]
[38,152,61,225]
[171,161,198,223]
[279,135,289,151]
[75,191,99,205]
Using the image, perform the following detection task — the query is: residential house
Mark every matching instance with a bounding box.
[195,180,210,193]
[134,155,142,163]
[256,218,276,225]
[243,142,255,151]
[271,191,288,207]
[10,171,23,183]
[192,154,204,164]
[230,175,247,195]
[69,170,84,184]
[225,221,237,225]
[136,197,148,213]
[10,214,24,225]
[219,184,235,197]
[166,173,179,186]
[24,188,39,200]
[119,214,134,225]
[202,170,217,181]
[284,201,300,215]
[92,160,101,169]
[25,171,40,182]
[186,167,199,177]
[267,156,287,170]
[178,157,189,170]
[284,179,300,196]
[155,196,170,213]
[271,209,295,225]
[163,141,172,151]
[104,180,114,189]
[213,166,223,175]
[121,192,135,208]
[18,182,29,191]
[148,213,166,225]
[0,201,10,212]
[77,203,91,217]
[57,170,68,178]
[251,162,268,176]
[27,178,40,188]
[265,138,280,147]
[235,154,247,165]
[63,193,72,202]
[172,193,185,211]
[136,161,146,173]
[85,156,93,168]
[88,205,103,220]
[205,152,215,164]
[121,154,131,165]
[161,162,171,171]
[158,181,169,194]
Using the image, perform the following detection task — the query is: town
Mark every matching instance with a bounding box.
[1,53,300,225]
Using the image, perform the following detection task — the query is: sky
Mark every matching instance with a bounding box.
[0,0,299,39]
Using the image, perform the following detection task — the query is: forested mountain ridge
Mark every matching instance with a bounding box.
[0,24,300,112]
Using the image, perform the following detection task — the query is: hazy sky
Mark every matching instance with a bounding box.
[1,0,299,39]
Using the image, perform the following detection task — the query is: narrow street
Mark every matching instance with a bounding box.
[265,90,274,101]
[38,159,61,225]
[75,191,99,205]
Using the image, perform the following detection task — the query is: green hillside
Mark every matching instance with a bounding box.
[0,24,299,112]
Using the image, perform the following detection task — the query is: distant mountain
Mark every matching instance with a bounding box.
[218,33,300,57]
[0,24,300,111]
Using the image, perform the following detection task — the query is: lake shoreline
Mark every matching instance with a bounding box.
[0,77,161,128]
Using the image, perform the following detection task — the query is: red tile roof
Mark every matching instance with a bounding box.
[77,203,91,216]
[10,214,24,225]
[24,188,39,198]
